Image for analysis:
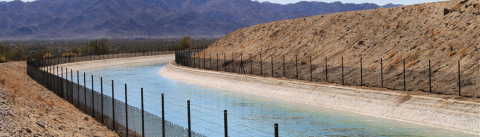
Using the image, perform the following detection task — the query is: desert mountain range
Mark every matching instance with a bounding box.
[0,0,399,40]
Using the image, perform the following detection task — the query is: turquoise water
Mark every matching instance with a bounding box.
[72,60,475,137]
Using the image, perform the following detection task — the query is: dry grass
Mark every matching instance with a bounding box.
[43,53,53,58]
[385,23,391,28]
[0,57,5,62]
[406,60,418,69]
[448,51,457,57]
[386,52,396,60]
[62,52,82,57]
[447,42,455,47]
[0,79,5,85]
[369,66,377,72]
[417,6,424,13]
[458,48,468,57]
[392,57,402,64]
[396,93,412,104]
[428,50,435,55]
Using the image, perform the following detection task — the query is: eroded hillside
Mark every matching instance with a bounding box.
[200,0,480,97]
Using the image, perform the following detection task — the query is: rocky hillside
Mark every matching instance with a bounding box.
[0,0,397,40]
[201,0,480,97]
[0,62,117,136]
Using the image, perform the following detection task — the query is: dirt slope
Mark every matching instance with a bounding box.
[0,62,117,136]
[200,0,480,97]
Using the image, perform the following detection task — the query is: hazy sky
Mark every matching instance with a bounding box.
[0,0,446,6]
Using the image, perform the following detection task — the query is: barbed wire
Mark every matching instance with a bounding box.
[227,119,272,136]
[190,121,225,136]
[164,107,188,116]
[227,112,273,127]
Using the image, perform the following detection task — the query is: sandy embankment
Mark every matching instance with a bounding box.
[159,62,480,135]
[0,62,118,136]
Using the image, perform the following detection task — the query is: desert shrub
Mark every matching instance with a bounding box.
[458,48,468,57]
[62,52,81,57]
[386,52,396,60]
[0,43,27,61]
[43,53,53,58]
[87,39,110,55]
[31,49,52,59]
[448,51,456,57]
[168,36,194,50]
[369,66,377,72]
[406,61,418,69]
[392,57,401,64]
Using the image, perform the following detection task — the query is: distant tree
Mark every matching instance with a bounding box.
[88,39,110,55]
[179,36,192,49]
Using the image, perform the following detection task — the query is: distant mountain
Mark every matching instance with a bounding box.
[0,0,401,40]
[382,3,404,8]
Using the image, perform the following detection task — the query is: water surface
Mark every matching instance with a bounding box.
[72,60,474,137]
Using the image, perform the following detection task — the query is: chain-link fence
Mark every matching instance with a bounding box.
[27,50,292,137]
[26,51,211,137]
[176,50,480,98]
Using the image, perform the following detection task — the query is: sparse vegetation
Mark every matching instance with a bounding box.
[392,57,402,64]
[0,42,26,62]
[448,51,456,57]
[458,48,467,57]
[405,61,418,69]
[386,52,396,60]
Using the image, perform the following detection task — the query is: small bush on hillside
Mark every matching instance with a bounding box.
[43,53,53,58]
[386,52,396,60]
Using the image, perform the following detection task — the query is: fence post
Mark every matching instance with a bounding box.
[342,57,344,85]
[360,57,363,86]
[162,93,165,137]
[65,68,68,101]
[295,55,298,79]
[458,60,461,96]
[217,53,219,71]
[193,52,196,68]
[310,56,312,81]
[232,53,234,72]
[283,55,285,78]
[112,80,115,131]
[381,58,383,88]
[224,110,228,137]
[77,71,80,107]
[141,88,145,137]
[241,54,243,74]
[275,123,279,137]
[91,75,94,118]
[326,57,328,82]
[204,53,206,70]
[250,54,253,74]
[125,83,128,137]
[56,65,59,95]
[101,77,104,124]
[84,72,87,113]
[61,67,64,98]
[70,69,73,104]
[260,53,263,76]
[271,55,274,77]
[404,59,406,91]
[210,53,212,70]
[224,53,226,72]
[188,100,191,137]
[429,60,432,93]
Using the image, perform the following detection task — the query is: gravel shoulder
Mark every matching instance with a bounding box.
[160,62,480,135]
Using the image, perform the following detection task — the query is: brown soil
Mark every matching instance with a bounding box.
[198,0,480,99]
[0,62,118,136]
